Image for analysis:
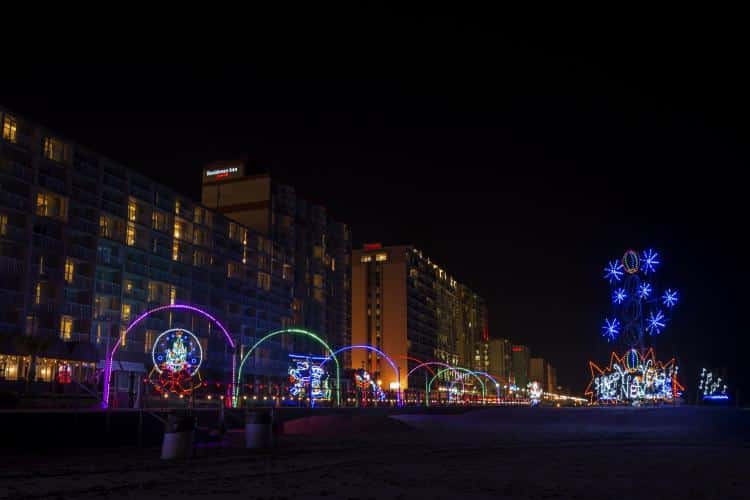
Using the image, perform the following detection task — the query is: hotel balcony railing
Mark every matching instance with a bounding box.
[0,161,33,182]
[102,173,127,192]
[129,185,152,203]
[72,187,98,206]
[101,199,125,216]
[97,251,123,267]
[63,302,93,319]
[39,174,67,194]
[70,243,95,261]
[0,255,24,274]
[0,225,27,242]
[95,280,122,296]
[32,234,63,253]
[93,308,120,321]
[0,190,30,211]
[124,261,148,275]
[124,287,147,301]
[70,216,99,235]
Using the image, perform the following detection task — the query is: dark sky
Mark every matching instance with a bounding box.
[2,16,745,396]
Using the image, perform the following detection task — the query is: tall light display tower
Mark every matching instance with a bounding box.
[587,249,684,403]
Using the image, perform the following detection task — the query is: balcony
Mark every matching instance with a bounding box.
[32,233,63,253]
[124,261,147,275]
[101,199,124,217]
[102,173,126,192]
[63,302,93,319]
[0,224,27,242]
[0,190,30,211]
[0,161,33,182]
[39,174,67,195]
[95,280,122,296]
[70,216,99,235]
[70,243,95,261]
[96,250,123,267]
[0,255,24,275]
[72,187,98,206]
[124,287,147,302]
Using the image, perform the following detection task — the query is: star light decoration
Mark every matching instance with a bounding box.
[604,260,624,283]
[612,288,628,305]
[602,318,620,341]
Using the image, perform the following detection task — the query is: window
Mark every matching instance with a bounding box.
[121,304,131,323]
[126,222,135,246]
[35,192,67,220]
[120,326,127,347]
[128,198,137,222]
[42,137,70,163]
[25,315,35,336]
[60,316,73,341]
[193,250,208,267]
[64,258,74,283]
[313,274,323,288]
[148,282,160,302]
[151,211,167,232]
[144,330,156,353]
[376,253,388,262]
[34,282,43,305]
[172,241,180,261]
[0,214,7,236]
[169,286,176,305]
[2,114,17,143]
[38,255,45,275]
[227,261,242,279]
[257,272,271,291]
[174,200,180,215]
[124,280,133,293]
[282,263,293,281]
[331,258,336,271]
[360,255,372,263]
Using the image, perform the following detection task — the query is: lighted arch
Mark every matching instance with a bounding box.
[472,371,501,402]
[235,328,340,407]
[406,361,453,378]
[427,367,486,407]
[103,304,237,408]
[321,345,402,406]
[395,355,436,376]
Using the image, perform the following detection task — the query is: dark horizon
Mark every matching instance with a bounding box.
[1,20,744,396]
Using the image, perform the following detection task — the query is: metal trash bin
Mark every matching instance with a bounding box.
[245,410,273,449]
[161,414,196,459]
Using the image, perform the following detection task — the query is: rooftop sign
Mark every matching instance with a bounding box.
[203,163,245,182]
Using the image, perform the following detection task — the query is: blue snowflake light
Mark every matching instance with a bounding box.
[612,288,627,305]
[638,282,652,299]
[602,317,620,341]
[641,249,660,275]
[662,289,679,308]
[646,310,666,336]
[604,260,624,283]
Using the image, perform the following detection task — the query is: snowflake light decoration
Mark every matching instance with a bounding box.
[604,260,624,283]
[612,288,627,305]
[641,249,660,274]
[638,282,652,299]
[602,317,620,341]
[662,289,679,308]
[646,310,666,336]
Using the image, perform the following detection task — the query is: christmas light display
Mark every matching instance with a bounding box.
[527,381,543,406]
[354,368,385,403]
[586,348,684,403]
[698,368,728,401]
[600,248,679,347]
[288,354,330,400]
[149,328,204,395]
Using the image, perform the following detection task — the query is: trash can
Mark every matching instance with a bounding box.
[161,414,197,459]
[245,410,273,449]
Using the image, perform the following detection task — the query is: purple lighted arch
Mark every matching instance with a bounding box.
[321,345,402,406]
[102,304,236,408]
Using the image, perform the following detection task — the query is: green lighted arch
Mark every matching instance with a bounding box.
[426,367,486,407]
[234,328,340,407]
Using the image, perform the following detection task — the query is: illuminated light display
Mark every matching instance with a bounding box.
[641,249,660,275]
[528,381,543,406]
[103,304,236,408]
[149,329,203,395]
[585,348,684,403]
[600,248,679,347]
[354,368,386,403]
[604,260,624,283]
[287,354,330,401]
[320,345,402,406]
[472,371,502,401]
[622,249,640,274]
[612,287,628,304]
[698,368,728,401]
[235,328,341,407]
[426,367,486,406]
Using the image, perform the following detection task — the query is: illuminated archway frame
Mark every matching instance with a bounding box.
[427,367,486,407]
[472,371,502,402]
[103,304,237,408]
[321,345,402,406]
[235,328,341,407]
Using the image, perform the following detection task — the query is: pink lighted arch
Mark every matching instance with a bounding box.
[102,304,236,408]
[406,361,453,378]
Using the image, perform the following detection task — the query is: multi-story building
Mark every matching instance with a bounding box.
[352,244,487,394]
[511,344,530,388]
[0,106,308,404]
[201,166,351,354]
[529,357,545,385]
[545,362,557,394]
[487,338,512,383]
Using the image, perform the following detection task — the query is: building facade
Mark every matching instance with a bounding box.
[0,106,335,403]
[201,167,351,354]
[351,244,487,394]
[487,338,512,383]
[511,344,530,388]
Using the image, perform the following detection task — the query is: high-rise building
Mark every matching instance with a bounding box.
[487,338,512,382]
[0,106,318,403]
[545,362,557,393]
[352,244,487,393]
[201,166,351,353]
[529,357,545,384]
[511,345,530,388]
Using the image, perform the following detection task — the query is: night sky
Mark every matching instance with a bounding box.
[2,17,745,397]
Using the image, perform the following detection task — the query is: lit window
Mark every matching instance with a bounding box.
[60,316,73,341]
[38,255,45,275]
[172,241,179,261]
[0,214,7,236]
[152,211,167,232]
[36,191,67,219]
[121,304,131,323]
[99,215,110,238]
[128,198,137,222]
[43,137,69,162]
[227,261,241,279]
[360,255,372,263]
[313,274,323,288]
[120,326,127,347]
[170,286,176,305]
[148,282,160,302]
[34,282,43,304]
[174,200,180,215]
[25,315,34,336]
[331,258,336,271]
[376,253,388,262]
[126,222,135,246]
[64,258,74,283]
[36,193,48,216]
[282,264,293,281]
[144,330,156,353]
[2,114,17,143]
[257,272,271,291]
[125,280,133,293]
